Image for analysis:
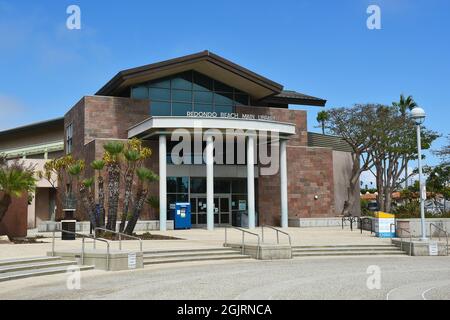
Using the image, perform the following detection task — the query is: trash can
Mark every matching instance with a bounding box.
[171,203,191,230]
[61,220,76,240]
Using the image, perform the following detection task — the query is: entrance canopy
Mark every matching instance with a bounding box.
[128,116,296,139]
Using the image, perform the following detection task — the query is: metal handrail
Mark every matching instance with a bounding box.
[359,217,374,234]
[224,226,261,259]
[342,215,357,231]
[261,225,291,246]
[430,223,449,256]
[51,229,111,270]
[390,223,413,256]
[94,227,143,254]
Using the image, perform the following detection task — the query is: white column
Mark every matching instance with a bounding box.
[280,139,288,228]
[159,135,167,231]
[247,134,256,229]
[206,135,214,231]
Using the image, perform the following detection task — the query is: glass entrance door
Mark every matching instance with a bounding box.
[190,195,231,227]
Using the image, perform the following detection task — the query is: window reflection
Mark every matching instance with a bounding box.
[130,70,250,116]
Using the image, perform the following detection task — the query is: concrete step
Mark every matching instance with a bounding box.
[144,254,250,265]
[293,251,406,257]
[144,250,240,259]
[143,248,236,255]
[292,245,395,249]
[0,256,62,267]
[0,265,94,282]
[292,247,401,252]
[0,260,77,274]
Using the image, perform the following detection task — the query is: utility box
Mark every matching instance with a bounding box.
[374,212,396,238]
[171,203,191,230]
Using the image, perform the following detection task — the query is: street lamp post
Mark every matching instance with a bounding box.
[411,107,427,241]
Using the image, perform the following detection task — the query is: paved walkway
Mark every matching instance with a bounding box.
[1,256,449,299]
[0,227,392,260]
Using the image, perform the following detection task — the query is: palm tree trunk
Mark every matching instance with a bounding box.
[0,194,12,224]
[79,186,97,229]
[106,163,120,231]
[119,171,134,232]
[97,176,105,227]
[124,188,147,235]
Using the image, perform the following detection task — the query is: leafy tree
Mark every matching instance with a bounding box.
[434,134,450,162]
[366,104,438,212]
[38,155,77,220]
[316,111,329,134]
[0,156,36,224]
[325,104,378,215]
[425,163,450,214]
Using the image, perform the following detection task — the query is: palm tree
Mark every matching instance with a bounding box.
[103,141,124,231]
[124,167,158,235]
[67,161,98,227]
[316,111,329,134]
[392,94,418,188]
[79,177,98,229]
[91,160,106,227]
[393,93,417,116]
[119,149,141,233]
[0,157,36,224]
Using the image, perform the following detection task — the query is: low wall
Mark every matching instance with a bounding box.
[289,217,349,228]
[38,220,174,233]
[391,238,448,256]
[396,219,450,238]
[49,249,144,271]
[358,217,450,238]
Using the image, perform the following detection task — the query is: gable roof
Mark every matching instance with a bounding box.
[96,51,326,106]
[96,51,283,100]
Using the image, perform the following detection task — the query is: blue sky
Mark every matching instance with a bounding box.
[0,0,449,178]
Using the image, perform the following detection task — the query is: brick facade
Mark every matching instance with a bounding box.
[65,99,341,225]
[63,96,158,221]
[236,106,335,225]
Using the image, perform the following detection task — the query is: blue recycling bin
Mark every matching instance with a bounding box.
[171,202,191,230]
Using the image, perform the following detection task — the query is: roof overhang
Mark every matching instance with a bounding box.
[128,116,296,140]
[261,91,327,107]
[96,51,284,100]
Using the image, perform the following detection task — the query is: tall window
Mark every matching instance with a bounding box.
[131,70,250,116]
[66,123,73,154]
